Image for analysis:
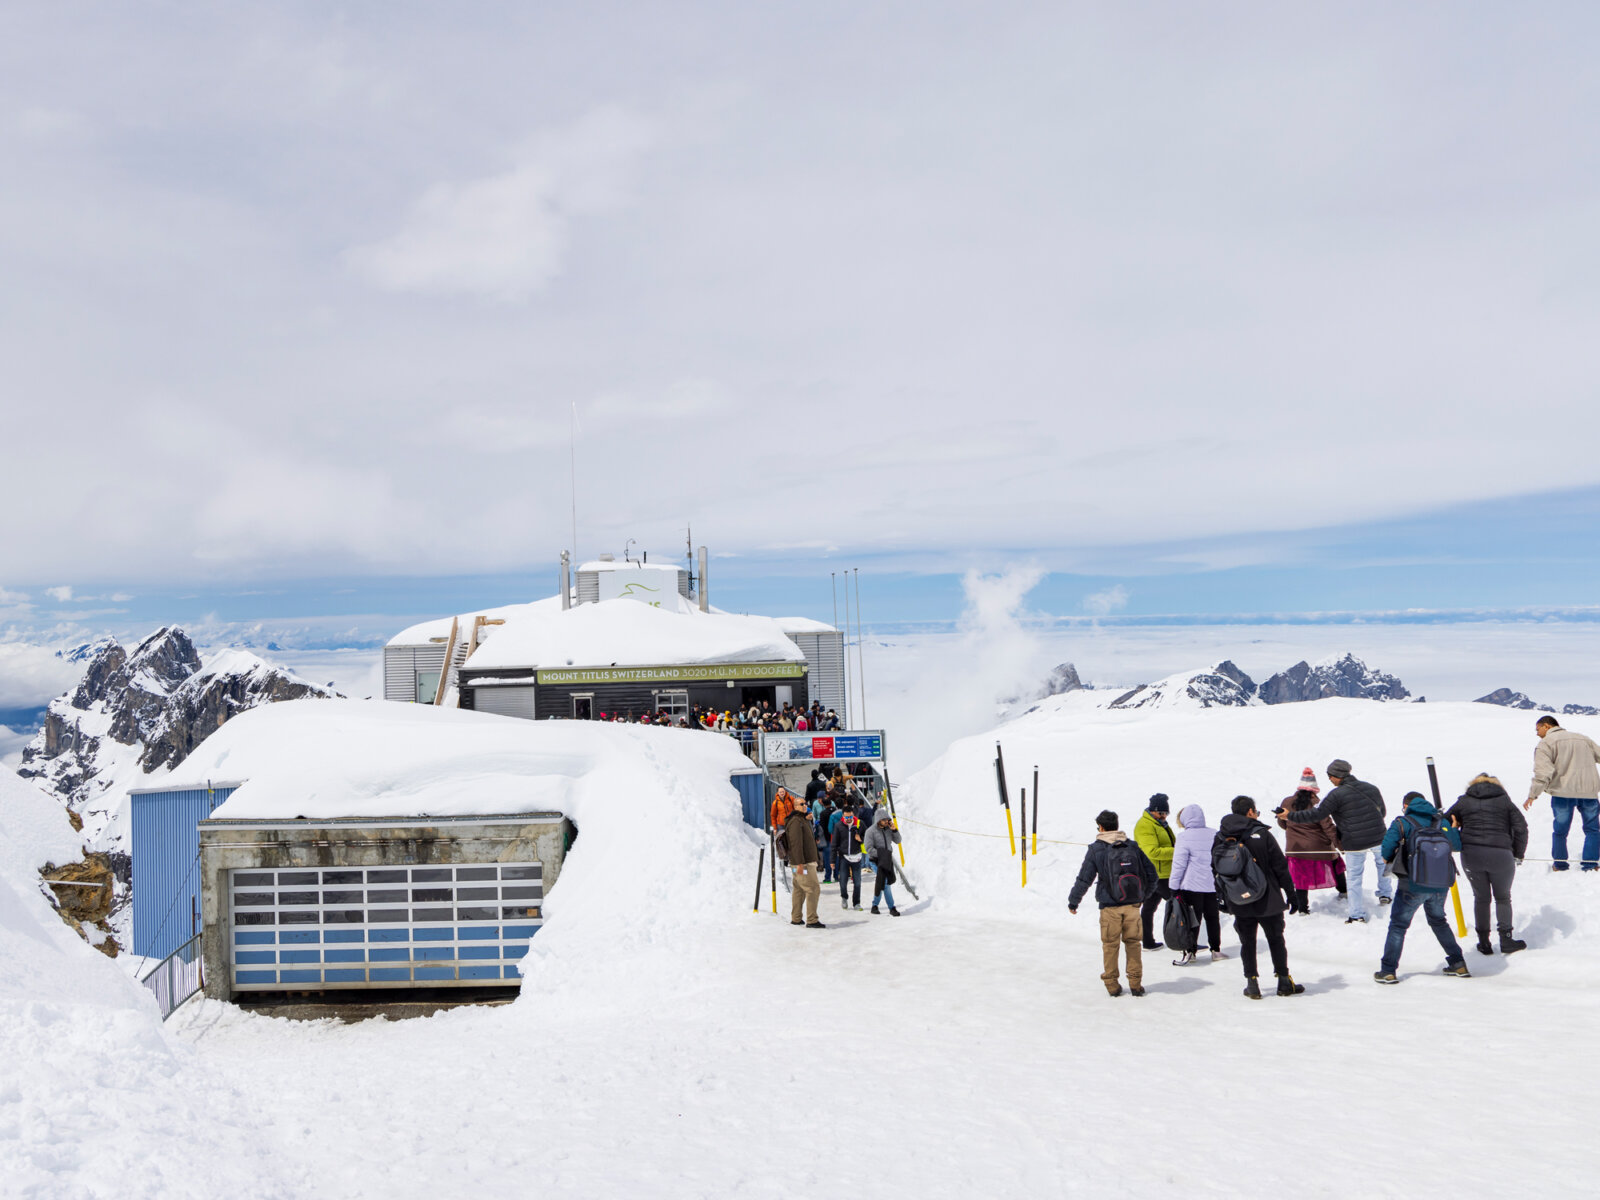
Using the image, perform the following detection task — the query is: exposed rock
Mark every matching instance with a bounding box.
[1110,663,1256,710]
[1040,663,1083,697]
[18,628,340,849]
[1475,688,1543,711]
[42,852,122,957]
[1564,704,1600,717]
[1259,654,1409,704]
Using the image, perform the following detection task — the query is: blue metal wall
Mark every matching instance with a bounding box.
[732,771,765,829]
[131,786,236,960]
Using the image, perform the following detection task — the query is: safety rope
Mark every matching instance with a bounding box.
[897,816,1561,863]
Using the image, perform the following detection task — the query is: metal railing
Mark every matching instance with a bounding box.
[139,932,203,1021]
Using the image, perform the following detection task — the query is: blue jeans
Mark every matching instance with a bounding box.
[1380,885,1463,974]
[1550,797,1600,868]
[819,841,834,881]
[1344,847,1393,919]
[838,858,862,905]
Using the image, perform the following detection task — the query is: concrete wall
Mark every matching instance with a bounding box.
[198,814,570,1001]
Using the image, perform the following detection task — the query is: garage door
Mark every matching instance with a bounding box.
[474,685,537,719]
[229,861,544,990]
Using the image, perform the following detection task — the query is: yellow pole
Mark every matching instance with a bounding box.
[1450,882,1467,937]
[1005,806,1017,856]
[1022,855,1027,888]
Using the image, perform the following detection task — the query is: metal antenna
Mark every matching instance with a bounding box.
[569,401,579,562]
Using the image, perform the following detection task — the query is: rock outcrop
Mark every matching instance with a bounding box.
[18,628,339,846]
[1259,654,1410,704]
[1475,688,1543,711]
[1110,662,1257,710]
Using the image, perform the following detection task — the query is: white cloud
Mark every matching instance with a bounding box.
[1084,585,1129,616]
[0,588,30,605]
[0,642,86,708]
[44,586,73,603]
[346,106,654,301]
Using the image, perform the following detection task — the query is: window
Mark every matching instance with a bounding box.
[416,670,441,704]
[572,694,594,720]
[653,689,689,719]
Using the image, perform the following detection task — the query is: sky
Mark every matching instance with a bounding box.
[3,3,1600,683]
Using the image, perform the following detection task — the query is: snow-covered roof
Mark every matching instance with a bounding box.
[577,560,685,574]
[166,698,751,821]
[387,596,568,647]
[463,599,805,672]
[771,615,836,634]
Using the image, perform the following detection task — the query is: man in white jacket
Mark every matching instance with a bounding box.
[1524,715,1600,871]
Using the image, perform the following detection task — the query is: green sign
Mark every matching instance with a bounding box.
[536,661,807,686]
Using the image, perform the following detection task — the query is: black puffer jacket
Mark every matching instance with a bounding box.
[1212,815,1293,919]
[1447,780,1529,857]
[1284,776,1388,851]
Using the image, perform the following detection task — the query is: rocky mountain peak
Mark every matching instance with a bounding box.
[1474,687,1542,711]
[1110,662,1256,710]
[1259,654,1409,704]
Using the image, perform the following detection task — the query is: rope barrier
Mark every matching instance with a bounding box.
[898,816,1562,863]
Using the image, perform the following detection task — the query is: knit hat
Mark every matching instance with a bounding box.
[1146,793,1170,814]
[1297,767,1320,794]
[1327,758,1352,779]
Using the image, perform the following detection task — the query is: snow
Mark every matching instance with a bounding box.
[0,766,311,1197]
[386,596,567,647]
[11,686,1600,1195]
[461,598,805,672]
[165,698,753,822]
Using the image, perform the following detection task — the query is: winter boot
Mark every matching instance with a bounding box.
[871,905,880,915]
[1373,971,1399,984]
[1475,930,1494,955]
[842,897,849,910]
[1243,976,1262,1000]
[889,907,901,917]
[1172,950,1197,966]
[807,921,827,930]
[1275,973,1305,996]
[1129,985,1146,997]
[1442,961,1471,978]
[1500,933,1528,954]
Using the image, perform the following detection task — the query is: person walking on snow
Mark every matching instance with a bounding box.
[1167,803,1226,964]
[1213,797,1303,999]
[1282,759,1391,923]
[865,806,903,915]
[1523,715,1600,871]
[1069,810,1158,997]
[832,812,866,910]
[1448,773,1529,955]
[785,797,826,929]
[1374,792,1468,983]
[1275,768,1345,914]
[1135,794,1176,949]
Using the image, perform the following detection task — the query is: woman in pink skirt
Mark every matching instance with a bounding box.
[1275,768,1346,914]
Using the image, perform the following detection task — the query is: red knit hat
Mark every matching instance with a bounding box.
[1297,767,1320,793]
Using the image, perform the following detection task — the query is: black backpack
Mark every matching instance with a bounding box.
[1214,837,1270,907]
[1399,814,1456,889]
[1103,840,1146,905]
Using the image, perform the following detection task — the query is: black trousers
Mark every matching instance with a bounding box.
[1461,844,1516,934]
[1178,890,1222,952]
[1141,880,1172,944]
[1233,914,1289,978]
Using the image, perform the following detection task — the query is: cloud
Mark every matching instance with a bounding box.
[44,585,73,603]
[0,588,30,605]
[1084,585,1129,616]
[346,106,654,301]
[0,642,86,708]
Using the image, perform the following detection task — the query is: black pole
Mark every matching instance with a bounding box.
[1020,787,1028,870]
[995,743,1011,810]
[753,846,766,912]
[1032,765,1040,842]
[1425,757,1444,810]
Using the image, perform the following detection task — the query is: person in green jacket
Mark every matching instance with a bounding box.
[1135,793,1176,949]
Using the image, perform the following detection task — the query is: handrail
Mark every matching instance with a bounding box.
[139,932,203,1021]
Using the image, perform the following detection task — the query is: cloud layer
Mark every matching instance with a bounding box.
[3,5,1599,586]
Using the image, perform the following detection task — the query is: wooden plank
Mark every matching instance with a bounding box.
[433,617,460,706]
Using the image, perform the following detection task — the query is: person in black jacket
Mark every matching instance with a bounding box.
[1068,810,1159,998]
[1214,796,1303,999]
[1280,758,1391,923]
[1446,773,1530,955]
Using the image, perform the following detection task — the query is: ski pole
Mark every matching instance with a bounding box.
[883,768,906,866]
[1032,765,1040,856]
[1020,787,1028,888]
[1426,756,1469,937]
[996,743,1016,856]
[769,829,778,913]
[753,847,766,913]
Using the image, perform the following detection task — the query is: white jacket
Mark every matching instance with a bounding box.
[1529,728,1600,801]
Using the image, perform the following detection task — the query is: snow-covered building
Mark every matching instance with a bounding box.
[382,553,848,722]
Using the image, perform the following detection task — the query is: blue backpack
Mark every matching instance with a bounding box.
[1400,814,1456,889]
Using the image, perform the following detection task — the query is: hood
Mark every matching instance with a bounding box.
[1217,813,1256,838]
[1463,780,1510,802]
[1095,830,1129,845]
[1177,803,1206,831]
[873,805,892,826]
[1403,793,1441,818]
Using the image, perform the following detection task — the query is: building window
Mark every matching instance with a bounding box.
[416,670,441,704]
[572,694,594,720]
[653,690,689,720]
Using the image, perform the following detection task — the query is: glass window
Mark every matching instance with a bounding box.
[411,888,452,903]
[456,887,498,900]
[457,907,498,921]
[413,907,452,922]
[411,868,451,882]
[501,886,540,901]
[502,905,540,919]
[278,872,320,885]
[233,892,275,907]
[278,891,319,906]
[366,889,407,903]
[322,890,363,905]
[322,910,365,924]
[500,865,540,880]
[280,911,320,925]
[416,670,441,704]
[455,867,496,880]
[235,911,275,926]
[367,908,408,923]
[234,872,274,886]
[368,870,407,883]
[322,871,363,884]
[653,689,689,719]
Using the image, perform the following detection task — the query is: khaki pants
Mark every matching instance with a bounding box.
[1099,904,1143,992]
[791,863,821,924]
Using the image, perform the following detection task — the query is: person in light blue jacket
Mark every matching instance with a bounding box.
[1374,792,1468,984]
[1167,803,1226,964]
